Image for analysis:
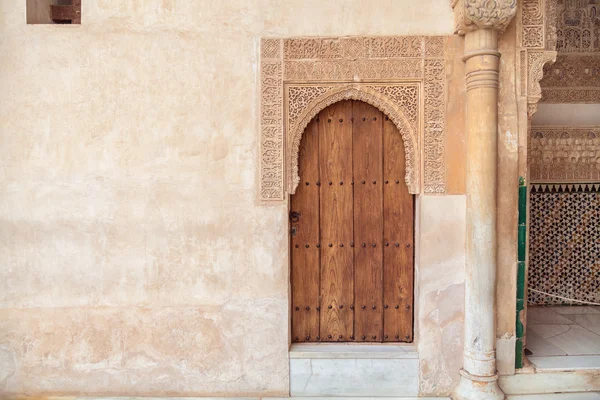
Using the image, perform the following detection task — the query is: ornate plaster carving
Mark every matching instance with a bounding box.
[520,0,559,117]
[528,125,600,182]
[542,88,600,102]
[534,1,600,104]
[521,0,559,50]
[259,36,448,202]
[555,0,600,53]
[287,84,419,195]
[546,0,559,50]
[260,40,285,202]
[423,59,447,193]
[540,54,600,103]
[451,0,518,35]
[527,50,558,116]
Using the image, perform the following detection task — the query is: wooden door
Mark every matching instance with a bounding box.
[291,100,414,343]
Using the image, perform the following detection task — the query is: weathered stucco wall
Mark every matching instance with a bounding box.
[496,19,520,376]
[0,0,454,396]
[417,195,466,396]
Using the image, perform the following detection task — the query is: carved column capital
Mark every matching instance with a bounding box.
[451,0,518,35]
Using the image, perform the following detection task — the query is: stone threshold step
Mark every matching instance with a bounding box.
[271,398,448,400]
[507,393,600,400]
[500,368,600,395]
[529,355,600,371]
[290,343,418,359]
[2,397,452,400]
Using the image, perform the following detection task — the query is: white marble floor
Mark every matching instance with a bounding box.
[526,305,600,370]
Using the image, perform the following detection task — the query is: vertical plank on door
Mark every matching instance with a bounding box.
[319,101,354,341]
[383,116,414,342]
[352,101,384,342]
[291,117,320,342]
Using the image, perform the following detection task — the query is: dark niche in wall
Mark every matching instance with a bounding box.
[27,0,81,25]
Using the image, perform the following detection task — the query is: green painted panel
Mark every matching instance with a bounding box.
[515,177,527,369]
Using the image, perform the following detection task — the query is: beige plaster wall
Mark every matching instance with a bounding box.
[0,0,454,396]
[445,37,467,195]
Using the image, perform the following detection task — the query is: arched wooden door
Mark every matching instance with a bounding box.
[291,100,414,343]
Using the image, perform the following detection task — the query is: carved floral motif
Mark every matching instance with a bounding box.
[451,0,518,34]
[366,85,419,133]
[287,86,333,130]
[524,26,545,47]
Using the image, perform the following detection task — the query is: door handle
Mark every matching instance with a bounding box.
[289,211,301,222]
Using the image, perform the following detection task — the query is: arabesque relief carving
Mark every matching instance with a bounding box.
[526,50,559,115]
[260,36,448,202]
[521,0,558,49]
[555,0,599,53]
[541,54,600,103]
[520,0,559,117]
[538,0,600,103]
[529,126,600,182]
[287,84,420,195]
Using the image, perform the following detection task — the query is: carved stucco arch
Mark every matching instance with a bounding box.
[288,84,418,195]
[259,36,447,202]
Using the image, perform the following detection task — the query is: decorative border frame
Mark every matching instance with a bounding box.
[528,125,600,183]
[520,0,559,117]
[259,36,448,202]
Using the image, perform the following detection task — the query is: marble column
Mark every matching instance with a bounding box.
[449,2,517,400]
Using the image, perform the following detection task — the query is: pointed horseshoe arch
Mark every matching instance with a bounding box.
[287,84,419,195]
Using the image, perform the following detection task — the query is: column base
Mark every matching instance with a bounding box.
[451,369,505,400]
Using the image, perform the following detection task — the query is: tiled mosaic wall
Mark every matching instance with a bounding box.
[528,184,600,305]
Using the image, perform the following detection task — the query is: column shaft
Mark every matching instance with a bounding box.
[453,28,504,400]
